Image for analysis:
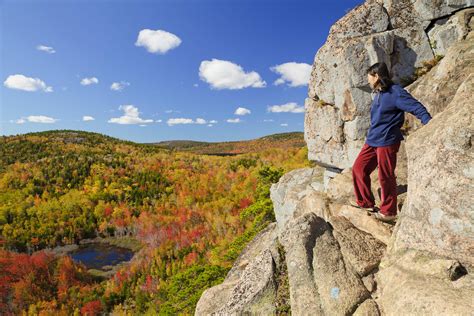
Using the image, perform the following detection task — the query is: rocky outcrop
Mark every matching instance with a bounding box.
[305,0,474,170]
[277,211,383,315]
[330,216,385,276]
[196,1,473,315]
[427,7,474,56]
[311,219,372,315]
[375,249,474,315]
[405,21,474,130]
[372,57,474,316]
[270,167,326,229]
[195,223,284,315]
[382,0,474,29]
[279,213,324,315]
[388,73,474,267]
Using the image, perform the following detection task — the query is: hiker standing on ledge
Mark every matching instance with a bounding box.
[350,62,432,223]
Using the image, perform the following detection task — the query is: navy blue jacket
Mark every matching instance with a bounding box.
[365,84,432,147]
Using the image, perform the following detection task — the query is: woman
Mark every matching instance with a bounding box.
[350,62,432,223]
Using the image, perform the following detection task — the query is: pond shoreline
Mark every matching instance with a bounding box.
[41,236,144,279]
[43,236,143,256]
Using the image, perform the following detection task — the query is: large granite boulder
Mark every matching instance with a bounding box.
[311,219,372,315]
[375,249,474,315]
[195,223,283,315]
[387,73,474,269]
[381,0,474,29]
[269,167,326,232]
[427,7,474,56]
[338,205,393,245]
[278,213,325,315]
[327,0,390,41]
[330,216,386,277]
[279,212,380,316]
[405,26,474,131]
[211,249,277,315]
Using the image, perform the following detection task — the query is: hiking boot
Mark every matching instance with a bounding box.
[373,212,397,223]
[349,199,378,213]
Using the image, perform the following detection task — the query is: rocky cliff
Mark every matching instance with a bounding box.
[305,0,473,171]
[196,1,474,315]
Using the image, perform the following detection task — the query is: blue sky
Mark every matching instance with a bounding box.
[1,0,362,143]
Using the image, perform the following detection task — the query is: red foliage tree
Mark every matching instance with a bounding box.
[80,300,102,316]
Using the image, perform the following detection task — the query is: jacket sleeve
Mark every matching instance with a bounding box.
[395,86,432,125]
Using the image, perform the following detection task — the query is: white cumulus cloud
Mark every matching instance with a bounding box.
[83,116,95,121]
[4,74,53,92]
[199,59,266,90]
[80,77,99,86]
[110,81,130,91]
[36,45,56,54]
[280,123,288,127]
[267,102,305,113]
[135,29,182,54]
[235,107,251,116]
[108,105,153,125]
[166,117,216,126]
[271,62,312,87]
[226,118,241,123]
[12,115,57,123]
[28,115,57,123]
[167,118,194,126]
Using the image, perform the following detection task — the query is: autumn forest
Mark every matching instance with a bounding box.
[0,130,316,315]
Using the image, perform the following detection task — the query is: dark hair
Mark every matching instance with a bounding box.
[367,62,394,91]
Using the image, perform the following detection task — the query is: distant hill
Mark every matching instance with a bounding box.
[149,131,306,155]
[0,129,167,172]
[0,130,306,171]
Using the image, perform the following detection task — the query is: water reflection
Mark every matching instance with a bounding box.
[69,243,134,270]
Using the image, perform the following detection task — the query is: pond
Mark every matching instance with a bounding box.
[69,242,135,270]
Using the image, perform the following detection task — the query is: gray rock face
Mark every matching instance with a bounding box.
[327,0,390,41]
[388,73,474,269]
[279,212,381,316]
[279,213,325,315]
[381,0,474,29]
[405,27,474,131]
[427,8,474,56]
[325,169,355,202]
[376,249,474,315]
[312,223,371,315]
[305,0,473,170]
[338,205,393,245]
[270,167,325,232]
[331,216,386,276]
[353,298,380,316]
[195,223,282,315]
[213,249,277,315]
[390,26,435,82]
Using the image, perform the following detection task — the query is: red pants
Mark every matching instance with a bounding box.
[352,141,400,216]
